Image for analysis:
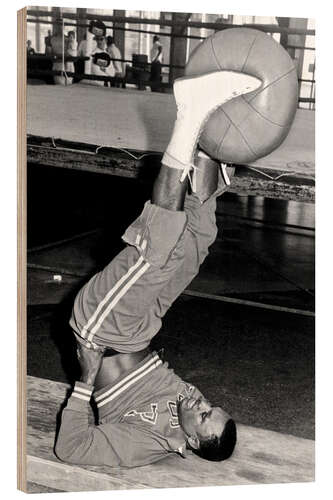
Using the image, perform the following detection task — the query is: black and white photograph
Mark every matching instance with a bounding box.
[16,1,317,495]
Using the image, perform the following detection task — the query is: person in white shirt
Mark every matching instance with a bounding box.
[65,31,77,84]
[50,28,77,85]
[50,27,66,85]
[106,36,123,76]
[150,34,163,64]
[89,36,115,86]
[77,37,96,58]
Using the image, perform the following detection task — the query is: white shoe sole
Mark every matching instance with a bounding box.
[174,70,262,107]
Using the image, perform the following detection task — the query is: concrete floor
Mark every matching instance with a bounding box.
[27,164,315,439]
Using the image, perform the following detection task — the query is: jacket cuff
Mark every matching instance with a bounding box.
[67,381,94,409]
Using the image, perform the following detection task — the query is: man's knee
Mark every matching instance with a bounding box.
[122,201,187,268]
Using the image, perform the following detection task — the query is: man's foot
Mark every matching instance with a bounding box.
[162,71,261,188]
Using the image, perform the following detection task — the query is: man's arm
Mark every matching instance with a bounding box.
[55,380,116,465]
[55,379,142,466]
[55,387,168,467]
[55,344,167,467]
[55,344,114,465]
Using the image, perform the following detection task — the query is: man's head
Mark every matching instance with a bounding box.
[106,36,114,46]
[153,35,160,43]
[95,35,106,49]
[178,396,237,461]
[68,31,75,41]
[27,40,32,47]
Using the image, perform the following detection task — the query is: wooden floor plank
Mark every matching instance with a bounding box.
[26,375,314,493]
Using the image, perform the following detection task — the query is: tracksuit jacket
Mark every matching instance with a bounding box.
[55,352,204,466]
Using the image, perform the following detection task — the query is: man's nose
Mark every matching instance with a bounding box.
[197,398,211,410]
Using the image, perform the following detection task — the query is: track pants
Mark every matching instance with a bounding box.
[70,188,220,353]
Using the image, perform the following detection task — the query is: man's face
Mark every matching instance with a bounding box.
[178,396,229,443]
[96,37,106,49]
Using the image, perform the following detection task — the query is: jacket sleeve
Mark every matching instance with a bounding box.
[55,381,169,467]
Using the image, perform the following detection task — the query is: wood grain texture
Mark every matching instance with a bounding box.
[27,375,314,492]
[27,84,315,175]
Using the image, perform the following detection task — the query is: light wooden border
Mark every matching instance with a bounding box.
[17,6,27,493]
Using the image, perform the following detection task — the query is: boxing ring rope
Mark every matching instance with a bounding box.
[26,16,316,50]
[26,64,316,103]
[27,16,316,48]
[26,9,316,36]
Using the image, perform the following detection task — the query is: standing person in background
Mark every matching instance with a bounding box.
[77,34,96,58]
[76,34,96,82]
[66,31,77,58]
[50,21,66,85]
[27,40,35,55]
[90,36,115,87]
[64,31,77,85]
[49,20,76,85]
[150,34,163,92]
[106,36,123,87]
[44,30,52,55]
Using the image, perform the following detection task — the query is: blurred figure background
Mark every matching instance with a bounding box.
[150,34,163,92]
[106,35,123,86]
[27,40,35,55]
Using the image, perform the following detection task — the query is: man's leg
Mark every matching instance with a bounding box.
[70,165,190,352]
[148,153,234,321]
[70,156,229,353]
[70,71,261,352]
[161,71,261,190]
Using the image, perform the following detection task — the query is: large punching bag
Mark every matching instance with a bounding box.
[185,28,298,164]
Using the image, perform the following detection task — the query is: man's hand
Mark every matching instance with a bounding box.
[76,343,105,386]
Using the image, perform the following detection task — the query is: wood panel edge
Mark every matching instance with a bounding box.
[17,6,27,493]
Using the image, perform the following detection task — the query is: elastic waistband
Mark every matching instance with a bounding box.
[94,351,162,410]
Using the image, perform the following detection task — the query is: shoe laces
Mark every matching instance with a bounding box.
[180,162,231,194]
[220,163,231,185]
[180,163,197,193]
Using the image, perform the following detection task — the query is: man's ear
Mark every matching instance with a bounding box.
[187,436,200,450]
